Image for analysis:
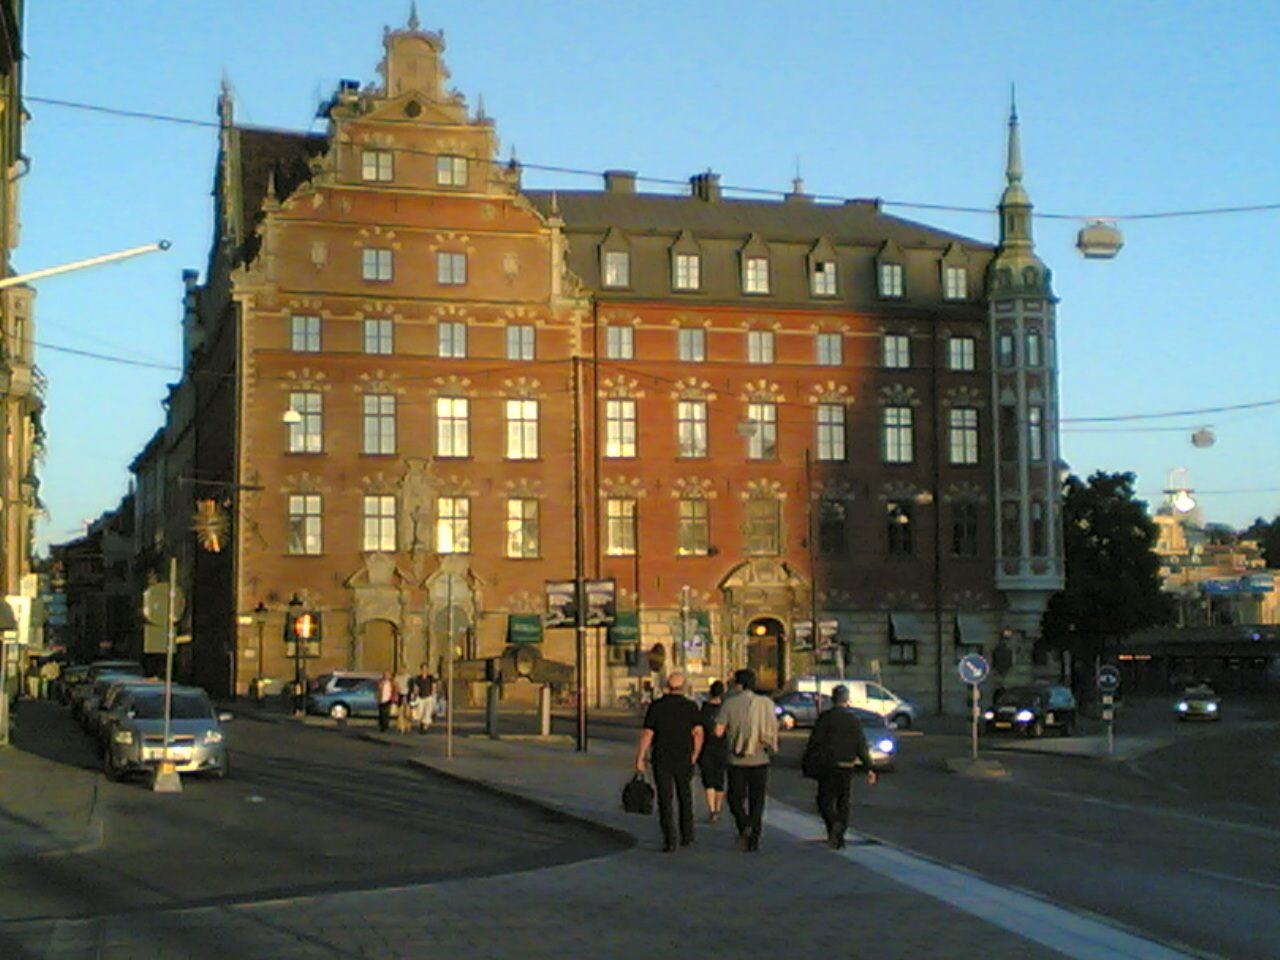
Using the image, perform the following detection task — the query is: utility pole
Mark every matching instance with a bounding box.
[572,356,588,752]
[151,555,182,793]
[446,572,455,760]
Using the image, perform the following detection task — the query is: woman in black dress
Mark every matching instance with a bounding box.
[697,680,728,823]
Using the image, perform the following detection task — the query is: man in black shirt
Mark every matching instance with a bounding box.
[804,684,877,849]
[635,672,704,852]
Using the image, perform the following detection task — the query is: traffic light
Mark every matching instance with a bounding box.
[284,609,322,657]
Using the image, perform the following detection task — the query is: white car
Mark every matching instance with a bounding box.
[788,676,917,729]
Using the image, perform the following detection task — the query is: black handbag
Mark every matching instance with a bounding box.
[622,773,654,815]
[801,741,830,780]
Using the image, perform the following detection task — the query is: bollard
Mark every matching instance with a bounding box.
[539,684,552,737]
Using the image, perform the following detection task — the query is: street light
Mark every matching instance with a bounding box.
[288,594,304,717]
[253,601,268,704]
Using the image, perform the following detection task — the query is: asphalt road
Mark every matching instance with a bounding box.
[0,702,626,922]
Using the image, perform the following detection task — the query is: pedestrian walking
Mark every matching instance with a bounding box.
[635,672,704,852]
[802,684,877,849]
[697,680,728,823]
[714,668,778,852]
[376,671,396,732]
[394,669,413,734]
[409,663,437,734]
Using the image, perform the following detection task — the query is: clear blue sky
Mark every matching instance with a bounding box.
[21,0,1280,548]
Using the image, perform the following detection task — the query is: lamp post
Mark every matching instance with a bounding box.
[253,601,268,704]
[288,594,304,717]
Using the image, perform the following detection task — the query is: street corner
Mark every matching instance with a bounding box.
[944,756,1009,779]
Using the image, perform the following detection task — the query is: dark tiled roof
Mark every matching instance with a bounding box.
[236,126,329,262]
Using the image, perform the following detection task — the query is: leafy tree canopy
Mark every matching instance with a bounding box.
[1241,515,1280,567]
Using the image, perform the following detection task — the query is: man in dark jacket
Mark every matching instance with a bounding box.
[635,672,704,852]
[803,684,877,848]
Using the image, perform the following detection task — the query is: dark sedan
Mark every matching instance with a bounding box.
[983,684,1078,737]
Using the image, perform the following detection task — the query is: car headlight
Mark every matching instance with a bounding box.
[1206,702,1218,713]
[774,706,783,715]
[982,710,994,720]
[1177,701,1189,712]
[112,730,134,745]
[203,730,224,744]
[875,738,895,753]
[1015,709,1034,722]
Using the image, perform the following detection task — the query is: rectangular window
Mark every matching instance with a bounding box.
[948,336,976,371]
[1026,330,1043,367]
[746,402,778,459]
[882,333,911,368]
[878,262,904,298]
[362,394,396,455]
[747,329,774,364]
[506,324,535,360]
[605,399,637,458]
[287,494,322,555]
[997,332,1016,368]
[673,253,701,291]
[290,315,320,352]
[438,321,468,359]
[436,497,470,554]
[363,318,393,355]
[953,502,979,557]
[361,149,393,182]
[436,251,468,286]
[362,248,393,281]
[1000,406,1019,462]
[888,640,918,665]
[819,500,847,557]
[435,397,470,457]
[1030,501,1047,556]
[287,392,323,453]
[948,407,979,465]
[678,327,706,362]
[436,154,468,186]
[677,499,710,557]
[816,332,842,366]
[816,404,846,461]
[1028,406,1045,461]
[605,325,634,360]
[944,265,967,300]
[603,250,630,288]
[1002,501,1021,557]
[743,255,770,294]
[362,495,396,552]
[505,399,539,460]
[677,399,708,458]
[605,498,637,556]
[506,498,540,559]
[811,259,838,297]
[882,406,914,464]
[887,501,914,556]
[744,498,781,556]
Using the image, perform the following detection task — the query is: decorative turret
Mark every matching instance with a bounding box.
[989,95,1053,300]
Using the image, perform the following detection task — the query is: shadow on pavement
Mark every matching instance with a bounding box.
[8,699,102,773]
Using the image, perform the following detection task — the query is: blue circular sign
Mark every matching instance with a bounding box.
[958,654,990,685]
[1097,665,1121,693]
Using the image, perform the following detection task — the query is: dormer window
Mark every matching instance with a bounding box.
[944,265,967,300]
[603,250,630,288]
[436,155,468,187]
[743,256,770,294]
[361,149,393,182]
[811,260,838,297]
[673,253,701,291]
[878,262,905,298]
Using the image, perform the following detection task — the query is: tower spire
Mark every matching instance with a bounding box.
[408,1,420,31]
[1006,85,1022,184]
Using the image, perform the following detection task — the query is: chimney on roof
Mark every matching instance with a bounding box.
[690,171,721,202]
[785,176,812,204]
[603,170,636,194]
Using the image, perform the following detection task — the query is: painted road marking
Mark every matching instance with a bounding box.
[1189,868,1280,893]
[767,802,1195,960]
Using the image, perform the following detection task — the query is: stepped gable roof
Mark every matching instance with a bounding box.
[525,190,991,250]
[236,126,329,259]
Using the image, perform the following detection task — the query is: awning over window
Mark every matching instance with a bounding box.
[889,612,926,642]
[955,613,988,647]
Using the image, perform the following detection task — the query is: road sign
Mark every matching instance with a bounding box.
[958,653,990,685]
[1097,665,1121,693]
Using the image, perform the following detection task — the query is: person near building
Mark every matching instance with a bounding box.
[634,671,704,852]
[394,668,412,734]
[376,672,396,732]
[409,663,437,734]
[697,679,728,823]
[714,668,779,852]
[803,684,877,849]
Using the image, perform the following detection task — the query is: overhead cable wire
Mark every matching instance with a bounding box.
[33,340,181,371]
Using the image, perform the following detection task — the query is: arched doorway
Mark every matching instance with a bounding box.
[746,617,785,692]
[360,618,400,674]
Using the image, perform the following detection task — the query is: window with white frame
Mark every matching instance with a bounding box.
[605,325,634,360]
[605,498,637,556]
[878,262,904,298]
[362,248,393,281]
[746,402,777,459]
[948,336,976,371]
[1028,406,1045,461]
[361,149,393,182]
[747,329,774,364]
[436,496,470,554]
[436,154,468,186]
[438,321,467,358]
[816,404,845,461]
[603,250,630,288]
[943,265,967,300]
[1026,330,1043,367]
[678,327,706,362]
[506,498,540,559]
[948,407,979,465]
[436,251,468,286]
[605,399,637,458]
[673,252,700,291]
[811,260,838,296]
[816,332,842,366]
[362,495,396,551]
[287,494,322,555]
[287,391,323,453]
[677,399,708,458]
[362,394,396,455]
[290,315,320,352]
[505,399,539,459]
[677,498,709,556]
[743,255,770,294]
[997,332,1016,368]
[363,318,393,355]
[743,497,781,555]
[435,396,470,457]
[506,324,535,360]
[882,406,914,463]
[882,333,911,368]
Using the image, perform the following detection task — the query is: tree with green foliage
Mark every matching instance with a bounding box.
[1041,471,1174,668]
[1241,515,1280,567]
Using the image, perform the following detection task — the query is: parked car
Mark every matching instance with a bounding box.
[787,676,917,729]
[70,661,144,721]
[773,691,831,729]
[1176,684,1221,721]
[851,707,898,771]
[93,678,165,748]
[306,673,381,720]
[56,664,91,705]
[984,684,1077,737]
[101,686,231,781]
[79,671,149,732]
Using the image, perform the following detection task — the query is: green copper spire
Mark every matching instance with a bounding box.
[989,90,1052,299]
[1006,86,1022,185]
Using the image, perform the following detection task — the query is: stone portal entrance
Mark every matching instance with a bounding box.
[746,616,785,692]
[360,619,399,673]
